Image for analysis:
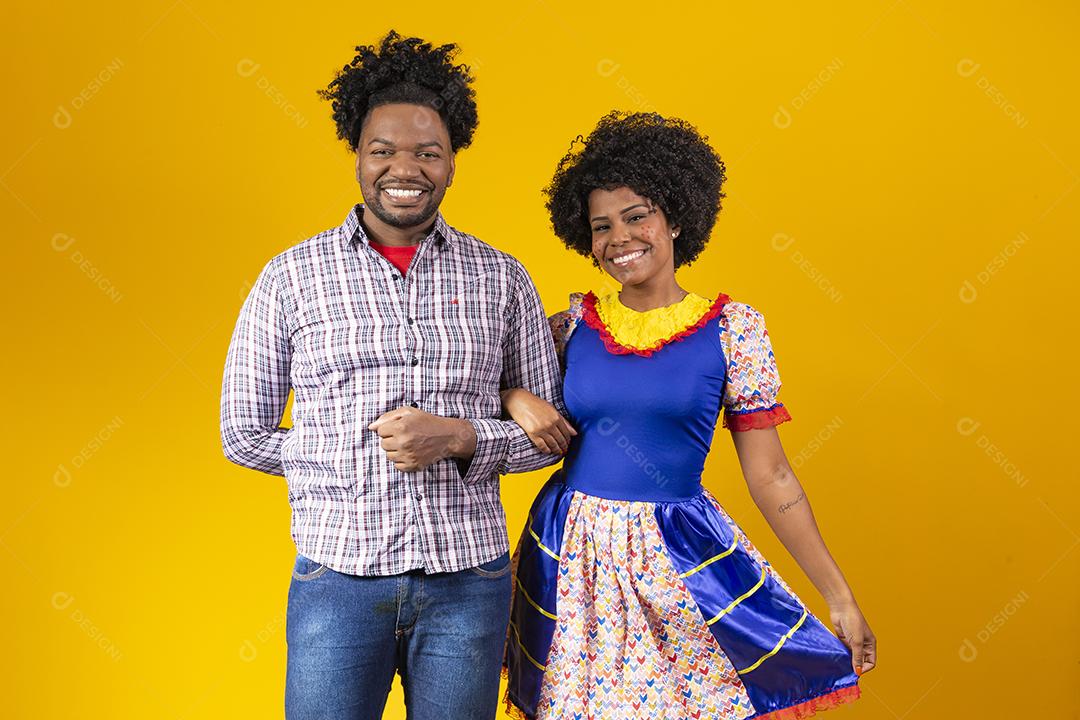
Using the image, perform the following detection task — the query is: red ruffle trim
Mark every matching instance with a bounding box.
[580,291,732,357]
[723,404,793,431]
[500,677,859,720]
[754,683,862,720]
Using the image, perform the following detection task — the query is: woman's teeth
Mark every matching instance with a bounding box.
[384,188,424,199]
[611,249,647,266]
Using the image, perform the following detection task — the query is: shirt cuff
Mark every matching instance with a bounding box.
[457,418,513,485]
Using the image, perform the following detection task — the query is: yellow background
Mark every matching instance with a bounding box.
[6,1,1078,717]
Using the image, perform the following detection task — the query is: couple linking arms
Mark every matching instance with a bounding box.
[220,30,875,720]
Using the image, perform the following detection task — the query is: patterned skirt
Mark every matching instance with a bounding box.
[502,476,861,720]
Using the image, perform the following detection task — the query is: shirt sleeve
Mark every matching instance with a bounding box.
[220,258,292,475]
[720,302,793,431]
[458,260,567,484]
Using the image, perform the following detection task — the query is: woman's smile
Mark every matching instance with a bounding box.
[609,246,651,267]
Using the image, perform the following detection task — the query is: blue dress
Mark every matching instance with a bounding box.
[502,291,861,720]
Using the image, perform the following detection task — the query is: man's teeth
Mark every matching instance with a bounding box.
[384,188,424,198]
[611,249,646,266]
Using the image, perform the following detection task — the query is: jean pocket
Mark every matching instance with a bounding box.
[469,551,511,578]
[292,553,330,582]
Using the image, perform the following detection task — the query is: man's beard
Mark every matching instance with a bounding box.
[364,189,440,229]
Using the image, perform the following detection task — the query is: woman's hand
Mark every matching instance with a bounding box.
[500,388,577,455]
[828,596,877,676]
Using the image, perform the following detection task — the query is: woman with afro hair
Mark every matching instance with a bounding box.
[499,111,876,719]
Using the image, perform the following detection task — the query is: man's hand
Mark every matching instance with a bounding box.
[368,407,477,472]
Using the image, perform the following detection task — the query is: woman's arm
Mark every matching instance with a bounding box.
[501,389,577,455]
[497,297,585,456]
[730,426,877,675]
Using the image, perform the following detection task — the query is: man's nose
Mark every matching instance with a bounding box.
[388,155,421,180]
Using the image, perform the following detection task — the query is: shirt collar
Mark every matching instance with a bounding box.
[342,203,454,249]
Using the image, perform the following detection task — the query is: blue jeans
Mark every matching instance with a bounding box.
[284,550,512,720]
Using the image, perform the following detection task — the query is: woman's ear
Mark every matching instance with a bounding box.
[670,224,681,239]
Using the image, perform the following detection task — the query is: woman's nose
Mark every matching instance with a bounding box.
[612,223,633,244]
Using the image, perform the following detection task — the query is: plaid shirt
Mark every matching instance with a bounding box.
[220,204,565,575]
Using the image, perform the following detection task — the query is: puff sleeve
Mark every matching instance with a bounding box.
[547,292,586,373]
[719,302,793,431]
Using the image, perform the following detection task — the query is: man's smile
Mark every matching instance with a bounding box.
[382,186,428,205]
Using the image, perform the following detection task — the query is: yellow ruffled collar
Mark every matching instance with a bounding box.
[582,290,730,357]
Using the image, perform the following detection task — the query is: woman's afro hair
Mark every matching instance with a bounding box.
[317,30,478,152]
[544,111,726,269]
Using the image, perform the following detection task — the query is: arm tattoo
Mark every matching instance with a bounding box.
[778,491,806,514]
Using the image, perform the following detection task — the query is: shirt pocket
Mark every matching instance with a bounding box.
[420,272,509,393]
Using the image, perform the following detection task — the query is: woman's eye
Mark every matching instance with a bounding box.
[627,214,645,223]
[592,225,609,233]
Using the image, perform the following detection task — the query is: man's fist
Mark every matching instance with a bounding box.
[367,407,476,472]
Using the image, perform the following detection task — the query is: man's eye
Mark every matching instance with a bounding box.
[418,152,438,159]
[372,149,392,156]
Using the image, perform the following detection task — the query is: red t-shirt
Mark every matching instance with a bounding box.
[369,239,419,276]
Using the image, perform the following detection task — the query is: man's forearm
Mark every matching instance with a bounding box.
[221,422,287,476]
[451,416,562,483]
[499,417,564,473]
[443,417,478,460]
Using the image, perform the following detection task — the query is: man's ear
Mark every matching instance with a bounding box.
[354,149,362,184]
[446,153,456,188]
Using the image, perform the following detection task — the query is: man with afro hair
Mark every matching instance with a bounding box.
[220,30,572,719]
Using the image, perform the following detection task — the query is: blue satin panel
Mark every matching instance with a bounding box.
[561,319,727,502]
[654,496,859,713]
[504,475,574,718]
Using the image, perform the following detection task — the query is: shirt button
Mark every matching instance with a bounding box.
[407,317,415,325]
[414,493,423,501]
[410,356,419,366]
[409,401,419,408]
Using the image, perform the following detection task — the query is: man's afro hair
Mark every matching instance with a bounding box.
[544,111,726,269]
[318,30,478,152]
